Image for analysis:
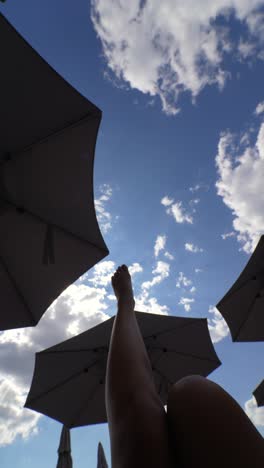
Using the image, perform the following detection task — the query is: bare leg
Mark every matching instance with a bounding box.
[167,375,264,468]
[106,265,173,468]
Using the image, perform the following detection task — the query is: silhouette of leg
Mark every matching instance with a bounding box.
[106,265,173,468]
[167,375,264,468]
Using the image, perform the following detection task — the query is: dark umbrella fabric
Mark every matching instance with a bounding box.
[216,235,264,341]
[25,311,221,428]
[56,425,73,468]
[0,14,108,330]
[97,442,108,468]
[253,379,264,407]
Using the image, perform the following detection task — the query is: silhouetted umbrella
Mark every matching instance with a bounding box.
[0,14,108,330]
[25,312,221,427]
[253,379,264,407]
[56,425,73,468]
[217,235,264,341]
[97,442,108,468]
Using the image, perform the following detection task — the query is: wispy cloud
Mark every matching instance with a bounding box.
[185,242,204,253]
[245,396,264,427]
[94,184,113,233]
[189,198,200,206]
[178,297,194,312]
[129,262,143,276]
[88,260,116,287]
[164,251,174,261]
[135,290,169,315]
[161,197,193,224]
[91,1,264,114]
[176,271,192,288]
[0,278,111,445]
[207,305,229,343]
[142,261,170,290]
[255,101,264,115]
[221,231,236,240]
[195,268,203,273]
[154,235,166,257]
[161,196,173,207]
[215,119,264,253]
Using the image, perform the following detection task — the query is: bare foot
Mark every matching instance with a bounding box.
[111,265,135,308]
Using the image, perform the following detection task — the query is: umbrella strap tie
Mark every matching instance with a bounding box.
[42,224,55,265]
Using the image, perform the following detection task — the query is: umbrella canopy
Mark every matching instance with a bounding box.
[25,311,221,428]
[253,379,264,407]
[0,14,108,330]
[56,425,73,468]
[97,442,108,468]
[216,235,264,341]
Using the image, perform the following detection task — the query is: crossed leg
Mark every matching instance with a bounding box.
[106,265,264,468]
[106,265,172,468]
[167,375,264,467]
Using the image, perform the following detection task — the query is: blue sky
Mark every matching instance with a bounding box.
[1,0,264,466]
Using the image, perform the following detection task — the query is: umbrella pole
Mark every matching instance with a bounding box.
[105,266,171,468]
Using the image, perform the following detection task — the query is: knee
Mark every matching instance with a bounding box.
[168,375,214,413]
[169,374,208,396]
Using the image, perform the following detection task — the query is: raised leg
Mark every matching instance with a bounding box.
[167,375,264,468]
[105,265,173,468]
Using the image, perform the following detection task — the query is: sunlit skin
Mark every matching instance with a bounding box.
[106,265,264,468]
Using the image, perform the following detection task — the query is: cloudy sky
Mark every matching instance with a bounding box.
[1,0,264,466]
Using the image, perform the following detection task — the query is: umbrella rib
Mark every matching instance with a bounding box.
[143,318,207,342]
[233,294,259,340]
[41,346,108,355]
[149,346,220,364]
[0,197,108,254]
[0,114,101,165]
[218,276,257,305]
[27,355,106,404]
[0,251,35,324]
[69,379,103,427]
[153,367,173,385]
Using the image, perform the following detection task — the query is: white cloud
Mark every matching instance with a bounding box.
[94,184,113,233]
[88,260,116,286]
[142,261,170,290]
[135,290,169,315]
[162,197,193,224]
[190,286,196,294]
[207,305,230,343]
[178,297,194,312]
[245,396,264,427]
[221,231,236,239]
[0,379,40,446]
[215,122,264,253]
[154,235,166,257]
[185,242,204,253]
[161,196,174,207]
[189,183,209,193]
[255,101,264,115]
[176,271,192,289]
[91,1,264,114]
[189,198,200,206]
[0,272,112,445]
[195,268,203,273]
[190,184,202,192]
[170,202,193,224]
[238,39,256,59]
[164,251,174,260]
[129,262,143,276]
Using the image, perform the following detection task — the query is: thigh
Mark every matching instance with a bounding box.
[109,394,174,468]
[167,376,264,468]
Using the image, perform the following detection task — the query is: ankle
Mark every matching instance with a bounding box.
[117,297,135,310]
